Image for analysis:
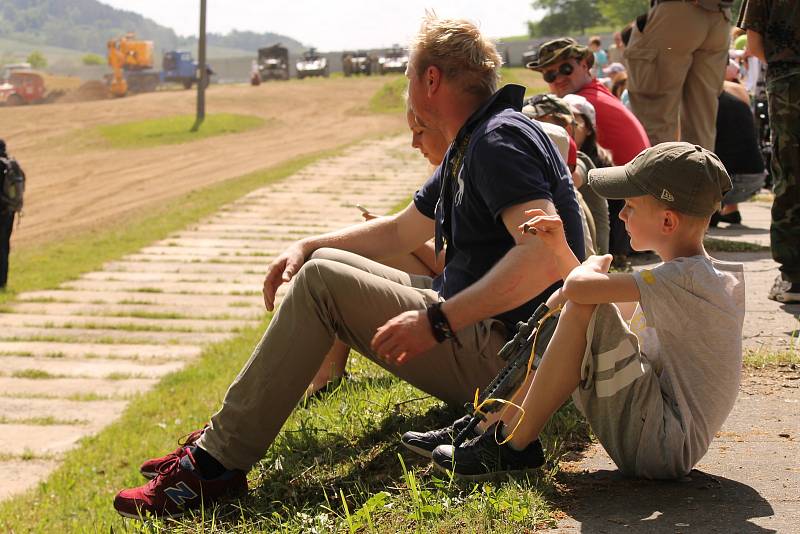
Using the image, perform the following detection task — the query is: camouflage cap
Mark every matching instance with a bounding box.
[588,142,732,217]
[522,93,574,123]
[526,38,591,71]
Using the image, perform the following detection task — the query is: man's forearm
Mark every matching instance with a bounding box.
[440,243,560,331]
[299,216,398,258]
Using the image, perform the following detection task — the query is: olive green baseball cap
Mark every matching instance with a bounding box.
[588,142,732,217]
[521,93,574,122]
[526,38,592,71]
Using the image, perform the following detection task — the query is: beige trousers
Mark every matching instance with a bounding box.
[197,248,509,470]
[625,2,730,150]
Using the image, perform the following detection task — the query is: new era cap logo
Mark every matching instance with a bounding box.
[660,189,674,202]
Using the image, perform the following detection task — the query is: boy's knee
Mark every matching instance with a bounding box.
[562,300,596,319]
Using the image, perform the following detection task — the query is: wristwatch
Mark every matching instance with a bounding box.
[426,302,456,343]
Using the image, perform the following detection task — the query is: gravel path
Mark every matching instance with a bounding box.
[0,135,429,500]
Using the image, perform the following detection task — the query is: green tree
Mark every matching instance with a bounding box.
[26,50,47,69]
[598,0,649,27]
[82,53,105,66]
[528,0,604,37]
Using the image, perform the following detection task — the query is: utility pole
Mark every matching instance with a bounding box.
[192,0,207,132]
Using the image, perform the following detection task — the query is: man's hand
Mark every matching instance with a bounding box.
[519,208,580,280]
[371,310,437,365]
[263,242,307,311]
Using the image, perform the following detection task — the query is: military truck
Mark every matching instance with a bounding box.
[342,50,375,77]
[378,45,408,75]
[296,48,329,79]
[257,44,290,81]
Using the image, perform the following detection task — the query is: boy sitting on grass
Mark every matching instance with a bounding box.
[422,142,746,480]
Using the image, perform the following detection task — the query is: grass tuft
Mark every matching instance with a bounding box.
[369,75,408,114]
[96,113,266,149]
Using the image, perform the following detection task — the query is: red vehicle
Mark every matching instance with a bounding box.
[0,70,46,106]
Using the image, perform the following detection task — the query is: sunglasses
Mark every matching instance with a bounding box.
[542,62,574,83]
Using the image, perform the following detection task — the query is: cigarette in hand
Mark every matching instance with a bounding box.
[522,223,537,235]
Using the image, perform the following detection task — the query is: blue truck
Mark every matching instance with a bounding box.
[160,50,212,89]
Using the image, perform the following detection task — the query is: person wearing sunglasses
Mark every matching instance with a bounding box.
[527,38,649,169]
[528,38,652,270]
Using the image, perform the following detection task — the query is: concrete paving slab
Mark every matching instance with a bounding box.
[0,377,156,399]
[0,313,248,332]
[80,271,263,285]
[0,424,104,457]
[0,460,61,501]
[0,355,185,379]
[123,252,274,264]
[62,279,261,296]
[18,290,263,308]
[0,326,229,345]
[0,397,127,426]
[3,302,266,321]
[101,260,266,275]
[0,341,199,360]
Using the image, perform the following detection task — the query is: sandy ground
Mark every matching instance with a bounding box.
[0,76,405,247]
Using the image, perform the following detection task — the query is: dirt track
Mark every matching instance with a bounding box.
[0,77,406,247]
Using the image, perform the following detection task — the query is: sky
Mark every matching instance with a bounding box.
[99,1,542,50]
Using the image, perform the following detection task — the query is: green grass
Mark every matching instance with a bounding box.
[96,113,266,149]
[369,75,408,114]
[703,237,769,253]
[499,67,550,97]
[744,346,799,368]
[0,311,590,532]
[0,146,354,307]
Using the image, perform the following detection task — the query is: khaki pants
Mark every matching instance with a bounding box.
[197,248,509,470]
[625,2,730,150]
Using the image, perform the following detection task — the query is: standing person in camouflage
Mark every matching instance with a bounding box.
[0,139,25,290]
[738,0,800,303]
[625,0,732,150]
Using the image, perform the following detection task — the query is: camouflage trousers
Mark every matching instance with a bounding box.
[768,73,800,283]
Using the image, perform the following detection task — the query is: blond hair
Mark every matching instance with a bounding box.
[410,12,502,98]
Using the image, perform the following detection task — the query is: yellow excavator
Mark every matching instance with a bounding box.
[107,33,160,97]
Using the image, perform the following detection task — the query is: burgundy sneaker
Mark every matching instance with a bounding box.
[140,426,207,479]
[114,448,247,519]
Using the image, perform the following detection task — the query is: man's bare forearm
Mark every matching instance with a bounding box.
[299,205,432,260]
[440,243,560,331]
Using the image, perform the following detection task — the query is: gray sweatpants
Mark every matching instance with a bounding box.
[197,248,509,471]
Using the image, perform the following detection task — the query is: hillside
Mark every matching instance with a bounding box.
[0,0,303,61]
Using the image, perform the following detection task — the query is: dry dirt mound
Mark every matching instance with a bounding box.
[56,80,110,103]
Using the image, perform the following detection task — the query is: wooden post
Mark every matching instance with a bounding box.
[192,0,207,132]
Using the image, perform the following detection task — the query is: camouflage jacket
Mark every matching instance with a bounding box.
[737,0,800,80]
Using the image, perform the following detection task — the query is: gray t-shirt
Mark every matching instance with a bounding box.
[631,256,745,475]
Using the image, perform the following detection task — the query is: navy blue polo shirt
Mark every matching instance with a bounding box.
[414,84,584,328]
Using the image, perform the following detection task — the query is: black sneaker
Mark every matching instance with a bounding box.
[431,422,545,481]
[401,415,476,458]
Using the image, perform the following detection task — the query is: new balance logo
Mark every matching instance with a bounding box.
[660,189,674,202]
[164,482,198,506]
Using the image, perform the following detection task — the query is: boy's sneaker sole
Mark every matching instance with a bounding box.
[431,457,539,482]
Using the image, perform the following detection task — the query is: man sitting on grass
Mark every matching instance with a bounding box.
[415,142,746,481]
[112,13,584,518]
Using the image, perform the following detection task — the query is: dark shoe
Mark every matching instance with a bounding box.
[718,210,742,225]
[401,415,476,458]
[139,426,207,479]
[431,422,545,481]
[709,211,721,228]
[115,448,247,519]
[767,275,800,304]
